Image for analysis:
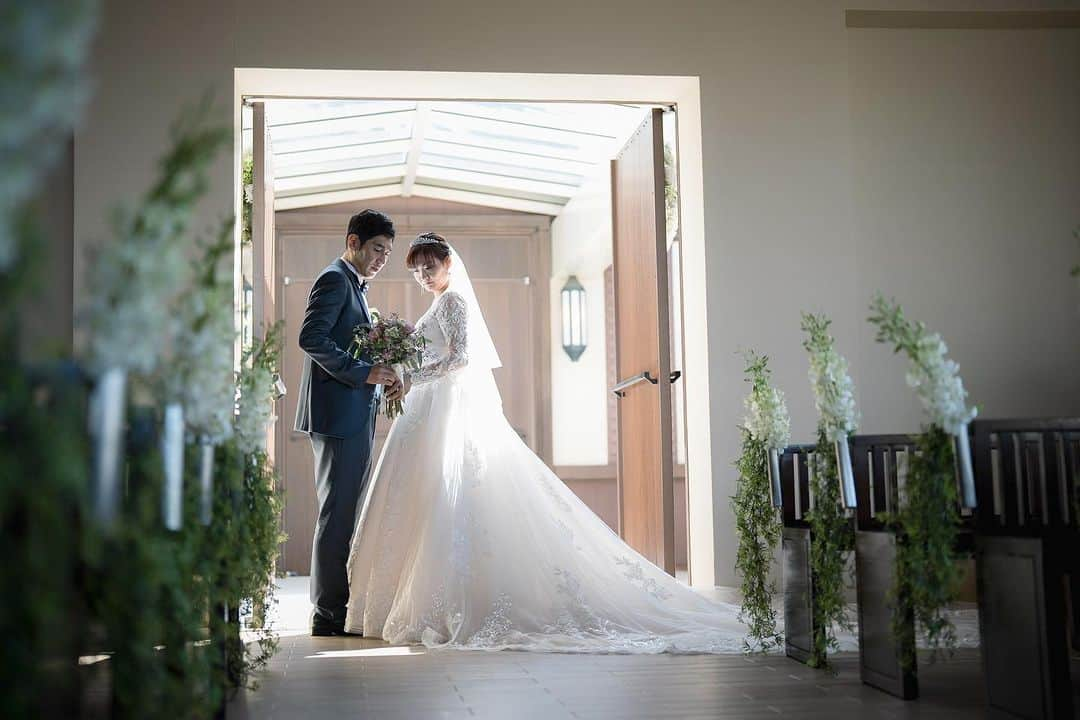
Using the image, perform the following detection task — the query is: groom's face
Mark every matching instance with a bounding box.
[349,234,394,279]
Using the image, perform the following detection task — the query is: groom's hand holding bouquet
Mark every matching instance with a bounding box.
[350,310,427,419]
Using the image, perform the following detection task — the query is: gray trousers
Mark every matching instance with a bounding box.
[309,429,374,626]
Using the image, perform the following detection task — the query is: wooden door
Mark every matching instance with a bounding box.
[611,109,676,575]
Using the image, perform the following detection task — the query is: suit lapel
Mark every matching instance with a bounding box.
[335,258,372,324]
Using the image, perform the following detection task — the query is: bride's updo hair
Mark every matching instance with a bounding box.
[406,231,451,268]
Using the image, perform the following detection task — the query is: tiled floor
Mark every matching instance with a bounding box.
[226,578,993,719]
[226,634,988,719]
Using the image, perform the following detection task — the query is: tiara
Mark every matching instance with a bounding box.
[411,233,447,247]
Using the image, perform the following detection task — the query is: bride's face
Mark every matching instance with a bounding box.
[411,255,452,294]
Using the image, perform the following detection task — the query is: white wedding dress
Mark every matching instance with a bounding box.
[344,250,749,653]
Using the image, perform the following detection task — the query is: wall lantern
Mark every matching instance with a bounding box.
[560,275,587,361]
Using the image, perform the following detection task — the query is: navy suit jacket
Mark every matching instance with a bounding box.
[293,258,378,438]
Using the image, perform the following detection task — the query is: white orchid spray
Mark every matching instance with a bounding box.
[168,224,236,444]
[733,351,788,652]
[868,295,976,434]
[800,313,859,667]
[742,352,791,451]
[801,313,859,442]
[234,325,282,455]
[868,293,977,664]
[1,1,98,270]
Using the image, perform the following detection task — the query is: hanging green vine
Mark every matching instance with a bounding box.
[869,295,974,666]
[205,439,284,689]
[805,432,854,669]
[890,427,961,667]
[87,413,220,719]
[732,351,788,652]
[801,313,858,670]
[241,152,254,247]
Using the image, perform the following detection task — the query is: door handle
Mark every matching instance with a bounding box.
[669,371,682,384]
[612,371,659,398]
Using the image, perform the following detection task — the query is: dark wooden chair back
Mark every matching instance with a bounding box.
[971,418,1080,542]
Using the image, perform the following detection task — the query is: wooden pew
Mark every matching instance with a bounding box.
[847,433,977,700]
[848,434,920,699]
[779,443,823,664]
[971,418,1080,720]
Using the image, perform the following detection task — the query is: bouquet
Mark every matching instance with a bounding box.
[349,310,427,419]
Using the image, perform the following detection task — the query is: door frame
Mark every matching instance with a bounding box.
[233,69,718,587]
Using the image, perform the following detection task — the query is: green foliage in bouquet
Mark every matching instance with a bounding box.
[732,352,784,652]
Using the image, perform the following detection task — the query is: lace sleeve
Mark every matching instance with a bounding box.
[411,292,469,385]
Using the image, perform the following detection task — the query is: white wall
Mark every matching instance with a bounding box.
[550,170,613,466]
[848,26,1080,432]
[74,0,1080,586]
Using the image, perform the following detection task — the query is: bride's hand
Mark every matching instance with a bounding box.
[385,376,405,401]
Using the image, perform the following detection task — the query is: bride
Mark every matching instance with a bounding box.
[344,232,748,653]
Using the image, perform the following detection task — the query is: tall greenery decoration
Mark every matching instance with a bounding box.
[805,435,854,668]
[732,351,789,652]
[241,152,254,247]
[228,322,286,680]
[0,4,99,717]
[868,294,977,666]
[801,313,858,669]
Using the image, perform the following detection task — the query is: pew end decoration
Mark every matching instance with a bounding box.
[733,351,789,652]
[868,294,977,666]
[800,313,858,669]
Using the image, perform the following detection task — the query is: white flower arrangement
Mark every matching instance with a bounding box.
[1,1,97,269]
[903,333,977,435]
[869,295,977,435]
[81,107,227,377]
[234,326,282,455]
[168,232,236,444]
[801,313,859,443]
[235,363,275,454]
[742,352,791,450]
[82,207,191,375]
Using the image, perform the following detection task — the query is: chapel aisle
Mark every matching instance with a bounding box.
[226,582,991,720]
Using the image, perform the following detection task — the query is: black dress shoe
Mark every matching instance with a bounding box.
[311,616,346,636]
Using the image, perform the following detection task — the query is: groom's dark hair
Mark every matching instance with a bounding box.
[346,209,395,247]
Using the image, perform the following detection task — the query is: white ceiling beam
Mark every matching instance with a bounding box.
[416,165,576,201]
[401,102,431,197]
[409,184,564,216]
[275,165,407,195]
[275,183,404,211]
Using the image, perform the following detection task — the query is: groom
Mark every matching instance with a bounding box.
[294,209,404,636]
